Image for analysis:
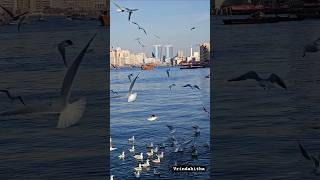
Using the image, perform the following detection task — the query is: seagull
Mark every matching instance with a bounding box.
[110,90,118,95]
[166,125,176,134]
[134,152,143,160]
[168,84,176,91]
[111,1,125,12]
[147,114,158,121]
[182,84,193,89]
[129,145,135,153]
[142,159,150,168]
[146,149,154,157]
[190,27,196,31]
[162,55,166,62]
[228,71,287,90]
[118,151,125,159]
[17,15,27,32]
[152,156,161,163]
[156,152,164,159]
[159,143,166,149]
[128,136,135,143]
[154,168,161,176]
[302,38,320,57]
[298,142,320,174]
[154,146,158,153]
[131,21,147,36]
[110,175,114,180]
[0,90,26,106]
[0,34,96,129]
[147,142,154,149]
[0,5,29,21]
[128,73,140,102]
[193,85,200,90]
[125,8,138,21]
[202,105,210,114]
[152,52,155,58]
[128,73,133,82]
[166,69,170,77]
[134,163,142,171]
[205,75,210,78]
[58,40,74,67]
[110,138,117,151]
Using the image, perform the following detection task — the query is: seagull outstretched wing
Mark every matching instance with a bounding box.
[268,74,287,89]
[228,71,261,81]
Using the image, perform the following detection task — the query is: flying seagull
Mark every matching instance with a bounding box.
[166,68,170,77]
[128,73,140,102]
[193,85,200,90]
[202,105,209,114]
[0,5,29,21]
[302,38,320,57]
[125,8,138,21]
[190,27,196,31]
[168,84,176,91]
[228,71,287,90]
[128,73,133,82]
[131,21,147,36]
[182,84,193,89]
[58,40,74,67]
[0,34,97,128]
[0,90,25,106]
[298,142,320,175]
[110,90,118,95]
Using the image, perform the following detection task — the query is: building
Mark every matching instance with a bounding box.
[164,45,173,61]
[200,43,210,63]
[152,45,162,59]
[17,0,30,13]
[193,51,200,61]
[110,47,146,67]
[176,50,184,65]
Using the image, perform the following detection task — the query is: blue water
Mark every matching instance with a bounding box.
[213,16,320,179]
[0,17,108,179]
[110,67,210,179]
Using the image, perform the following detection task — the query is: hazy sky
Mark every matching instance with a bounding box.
[110,0,210,57]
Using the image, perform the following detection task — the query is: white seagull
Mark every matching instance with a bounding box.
[0,34,97,129]
[128,136,135,143]
[134,163,142,171]
[110,138,117,151]
[118,151,125,159]
[128,73,140,102]
[134,152,144,160]
[147,114,158,121]
[142,159,150,168]
[129,145,135,153]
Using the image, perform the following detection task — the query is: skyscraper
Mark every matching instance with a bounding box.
[200,43,210,63]
[164,45,173,60]
[152,45,162,59]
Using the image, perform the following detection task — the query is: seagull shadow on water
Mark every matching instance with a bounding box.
[0,33,97,129]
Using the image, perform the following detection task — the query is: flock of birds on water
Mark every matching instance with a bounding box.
[109,2,209,179]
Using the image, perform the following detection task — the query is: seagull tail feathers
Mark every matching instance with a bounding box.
[57,98,86,128]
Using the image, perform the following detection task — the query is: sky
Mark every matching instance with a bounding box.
[110,0,210,57]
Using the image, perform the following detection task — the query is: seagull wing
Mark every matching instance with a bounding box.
[131,21,139,28]
[299,142,311,160]
[17,97,26,106]
[182,84,192,88]
[152,52,155,58]
[269,74,287,90]
[166,69,170,77]
[194,85,200,90]
[141,28,147,36]
[0,90,12,99]
[128,11,132,21]
[60,33,97,103]
[0,5,14,18]
[112,1,124,10]
[129,73,140,94]
[181,139,193,148]
[228,71,261,81]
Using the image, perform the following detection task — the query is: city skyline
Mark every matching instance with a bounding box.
[110,0,210,56]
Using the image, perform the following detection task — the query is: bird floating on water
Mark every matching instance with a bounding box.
[134,170,141,178]
[152,156,161,163]
[142,159,150,168]
[147,142,154,149]
[0,34,97,128]
[118,151,125,159]
[128,136,135,143]
[134,163,142,171]
[156,152,164,159]
[154,146,158,153]
[153,168,161,176]
[134,152,144,160]
[0,90,26,106]
[147,114,158,121]
[228,71,287,90]
[147,149,154,157]
[128,73,140,102]
[129,145,135,153]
